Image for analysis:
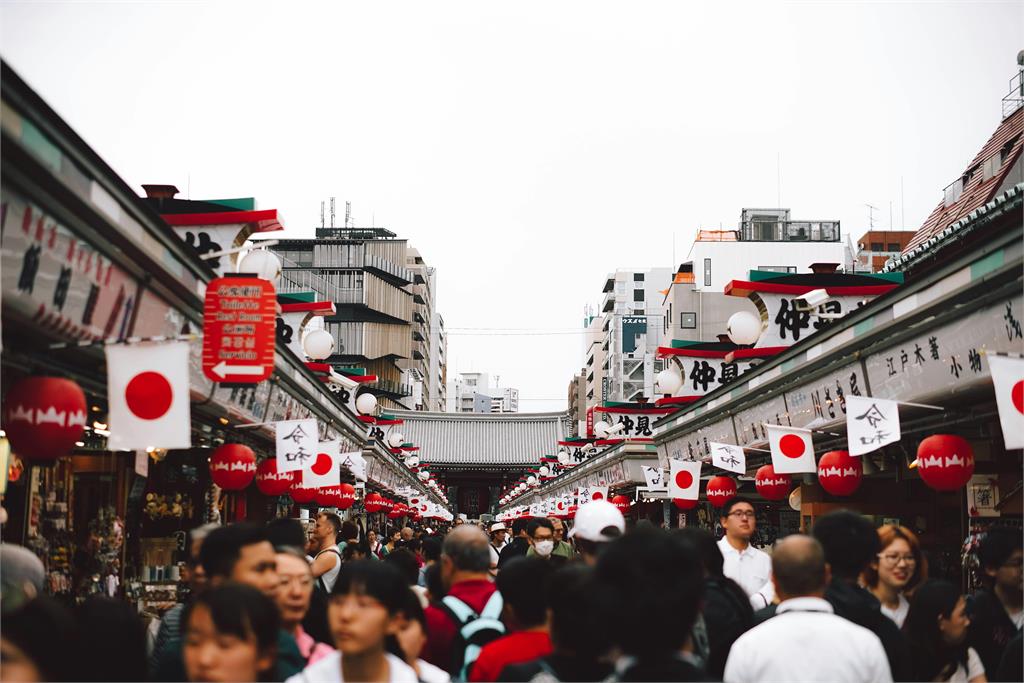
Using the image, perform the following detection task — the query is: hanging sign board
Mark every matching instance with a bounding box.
[202,277,277,383]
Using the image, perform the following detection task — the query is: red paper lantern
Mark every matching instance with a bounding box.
[289,480,318,504]
[673,497,699,510]
[315,485,345,507]
[817,450,862,496]
[255,459,295,496]
[755,465,791,501]
[917,434,975,491]
[364,492,384,513]
[706,476,738,508]
[209,444,256,491]
[610,495,631,515]
[336,483,356,510]
[4,377,87,461]
[566,504,578,519]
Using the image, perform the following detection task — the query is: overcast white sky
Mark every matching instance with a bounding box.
[2,2,1020,412]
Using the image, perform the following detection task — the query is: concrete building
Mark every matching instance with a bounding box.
[447,372,520,413]
[272,215,445,411]
[686,208,854,293]
[854,230,920,272]
[597,268,673,403]
[582,311,606,409]
[567,372,587,437]
[429,312,447,412]
[661,265,757,344]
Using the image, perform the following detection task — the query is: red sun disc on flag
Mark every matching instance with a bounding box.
[675,470,694,489]
[592,491,604,500]
[1012,380,1024,414]
[780,434,806,458]
[125,372,173,420]
[311,453,333,476]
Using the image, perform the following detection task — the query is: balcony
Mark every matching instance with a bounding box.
[373,379,414,398]
[739,220,840,242]
[278,260,363,304]
[412,329,425,342]
[602,290,615,312]
[364,254,414,285]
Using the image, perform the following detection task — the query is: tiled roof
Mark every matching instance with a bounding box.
[389,410,568,466]
[906,106,1023,252]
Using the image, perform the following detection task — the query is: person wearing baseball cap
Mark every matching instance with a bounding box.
[487,522,508,575]
[567,500,625,566]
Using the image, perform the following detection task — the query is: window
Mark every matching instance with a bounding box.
[870,243,883,251]
[680,312,696,329]
[704,258,712,287]
[633,289,645,302]
[886,243,900,252]
[634,309,644,315]
[633,273,645,282]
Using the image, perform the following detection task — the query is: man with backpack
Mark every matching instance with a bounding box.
[423,526,504,679]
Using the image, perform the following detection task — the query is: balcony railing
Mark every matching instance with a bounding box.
[739,220,840,242]
[1003,69,1023,119]
[277,256,364,305]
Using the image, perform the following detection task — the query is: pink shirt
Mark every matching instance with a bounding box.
[295,626,335,665]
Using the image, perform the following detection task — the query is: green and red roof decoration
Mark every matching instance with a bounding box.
[724,269,903,298]
[594,401,677,415]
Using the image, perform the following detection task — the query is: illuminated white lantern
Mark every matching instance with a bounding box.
[527,475,538,486]
[726,310,762,345]
[238,249,282,283]
[405,455,420,468]
[387,432,405,448]
[539,465,551,478]
[302,329,335,360]
[557,449,570,465]
[418,470,429,481]
[655,368,683,395]
[594,420,611,439]
[355,393,378,415]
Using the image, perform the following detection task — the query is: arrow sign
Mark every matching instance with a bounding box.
[202,276,277,384]
[211,362,266,379]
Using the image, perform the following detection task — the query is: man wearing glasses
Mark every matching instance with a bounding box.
[717,498,774,609]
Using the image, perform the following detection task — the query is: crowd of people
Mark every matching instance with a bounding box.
[1,498,1021,682]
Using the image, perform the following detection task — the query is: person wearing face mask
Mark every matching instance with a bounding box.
[525,519,568,567]
[862,525,928,628]
[905,579,987,683]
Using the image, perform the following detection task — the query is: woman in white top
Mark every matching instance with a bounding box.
[905,579,987,683]
[863,524,928,628]
[389,585,451,683]
[286,560,418,683]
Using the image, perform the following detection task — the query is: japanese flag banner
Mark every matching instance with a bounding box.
[576,486,590,504]
[303,441,341,488]
[642,466,667,490]
[106,341,191,451]
[275,419,318,473]
[846,396,901,456]
[669,459,702,500]
[530,502,543,516]
[339,451,367,481]
[766,424,817,474]
[711,442,747,474]
[988,355,1024,450]
[588,486,609,503]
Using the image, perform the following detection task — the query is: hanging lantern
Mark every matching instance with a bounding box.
[655,368,683,395]
[209,444,256,491]
[817,450,862,496]
[355,393,378,415]
[381,498,395,513]
[673,498,699,510]
[255,458,296,496]
[539,465,551,478]
[237,249,282,282]
[289,479,318,505]
[610,495,631,514]
[335,483,356,510]
[557,449,570,465]
[706,476,738,507]
[364,492,384,513]
[917,434,975,491]
[417,470,429,482]
[755,464,791,501]
[4,376,87,461]
[387,432,405,449]
[302,329,335,361]
[315,485,345,507]
[387,504,405,519]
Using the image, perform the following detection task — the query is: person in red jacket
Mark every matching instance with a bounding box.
[423,526,497,674]
[469,557,554,682]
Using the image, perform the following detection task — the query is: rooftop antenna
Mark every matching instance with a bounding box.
[865,203,878,229]
[330,197,336,228]
[320,200,325,229]
[345,201,352,228]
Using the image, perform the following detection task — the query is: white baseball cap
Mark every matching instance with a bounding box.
[568,500,625,542]
[489,522,507,533]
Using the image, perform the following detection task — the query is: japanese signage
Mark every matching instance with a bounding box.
[622,316,646,354]
[275,419,318,473]
[784,363,866,429]
[755,293,866,348]
[864,295,1023,401]
[596,410,666,439]
[202,277,277,383]
[733,393,791,447]
[846,396,901,456]
[668,357,754,399]
[661,416,736,464]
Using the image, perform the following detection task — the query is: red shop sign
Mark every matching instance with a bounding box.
[202,276,277,383]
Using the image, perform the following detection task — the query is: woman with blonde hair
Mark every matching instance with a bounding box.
[862,524,928,628]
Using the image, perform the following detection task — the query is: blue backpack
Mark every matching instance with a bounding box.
[440,592,506,681]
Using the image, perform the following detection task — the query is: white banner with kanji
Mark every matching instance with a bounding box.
[846,396,901,456]
[710,442,747,474]
[276,419,318,473]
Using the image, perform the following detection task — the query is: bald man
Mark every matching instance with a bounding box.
[423,526,500,675]
[724,535,891,683]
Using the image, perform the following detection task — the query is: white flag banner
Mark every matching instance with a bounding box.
[339,451,367,481]
[988,355,1024,450]
[303,440,341,488]
[555,496,570,516]
[641,466,667,490]
[710,442,747,474]
[276,419,318,473]
[576,486,591,504]
[669,459,701,500]
[846,396,902,456]
[545,498,557,515]
[530,502,543,516]
[766,424,817,473]
[106,341,191,450]
[587,486,609,503]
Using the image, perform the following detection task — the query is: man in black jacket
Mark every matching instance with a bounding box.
[968,527,1023,677]
[812,510,912,682]
[497,517,531,569]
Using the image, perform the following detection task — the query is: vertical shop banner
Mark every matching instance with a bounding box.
[987,355,1024,450]
[202,277,277,383]
[669,460,701,500]
[766,424,817,474]
[642,466,667,490]
[339,451,367,481]
[275,419,318,473]
[106,341,191,450]
[710,442,747,474]
[846,396,902,456]
[303,440,341,488]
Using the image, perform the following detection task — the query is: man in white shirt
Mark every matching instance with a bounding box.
[723,534,892,683]
[717,497,774,608]
[487,522,508,575]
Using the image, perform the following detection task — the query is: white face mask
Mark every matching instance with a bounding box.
[534,540,555,557]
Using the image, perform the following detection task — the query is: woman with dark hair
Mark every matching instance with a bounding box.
[367,530,383,560]
[275,547,334,665]
[1,595,77,682]
[863,524,928,628]
[183,583,280,683]
[904,579,986,683]
[675,527,753,679]
[380,529,400,558]
[387,588,451,683]
[287,560,418,683]
[75,596,149,681]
